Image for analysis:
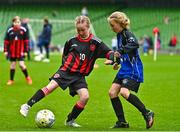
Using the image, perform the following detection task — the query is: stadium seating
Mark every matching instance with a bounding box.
[0,5,179,50]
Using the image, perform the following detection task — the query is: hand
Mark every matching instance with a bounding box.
[21,52,27,56]
[113,62,119,70]
[114,51,121,58]
[104,59,113,65]
[24,52,27,56]
[4,52,8,56]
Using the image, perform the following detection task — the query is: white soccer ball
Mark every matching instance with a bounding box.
[34,55,42,61]
[35,109,55,128]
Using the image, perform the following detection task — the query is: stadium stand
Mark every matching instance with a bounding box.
[0,5,180,51]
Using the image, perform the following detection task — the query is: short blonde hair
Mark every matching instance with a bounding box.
[107,11,130,29]
[75,15,91,28]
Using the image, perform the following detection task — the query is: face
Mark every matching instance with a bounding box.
[109,20,123,33]
[76,23,90,39]
[13,19,21,29]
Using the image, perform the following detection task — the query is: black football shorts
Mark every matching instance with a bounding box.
[10,57,24,61]
[113,77,140,93]
[50,70,88,96]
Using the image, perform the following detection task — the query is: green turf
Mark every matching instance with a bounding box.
[0,53,180,131]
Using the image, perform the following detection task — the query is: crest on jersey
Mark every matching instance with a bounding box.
[53,73,60,78]
[90,44,96,51]
[71,44,78,47]
[128,37,135,43]
[15,36,18,40]
[122,79,128,84]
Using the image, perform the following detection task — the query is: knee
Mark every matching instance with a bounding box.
[19,65,23,69]
[119,88,130,99]
[10,63,16,69]
[19,64,26,70]
[10,65,16,69]
[109,89,119,98]
[80,93,89,103]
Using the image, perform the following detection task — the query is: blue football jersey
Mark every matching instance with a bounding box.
[116,29,143,83]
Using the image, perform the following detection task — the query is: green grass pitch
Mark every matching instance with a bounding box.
[0,53,180,131]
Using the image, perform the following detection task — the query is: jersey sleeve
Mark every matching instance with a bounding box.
[62,40,71,64]
[4,29,10,52]
[97,42,114,61]
[118,30,139,54]
[23,29,29,52]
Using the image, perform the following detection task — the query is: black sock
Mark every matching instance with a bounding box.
[127,93,148,115]
[45,45,49,59]
[67,104,84,122]
[27,89,45,107]
[10,69,15,80]
[40,46,43,54]
[22,69,28,77]
[111,97,126,122]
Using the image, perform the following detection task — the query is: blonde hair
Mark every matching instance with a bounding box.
[75,15,91,28]
[107,11,130,29]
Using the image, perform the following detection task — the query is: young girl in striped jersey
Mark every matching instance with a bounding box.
[20,15,115,127]
[4,16,32,85]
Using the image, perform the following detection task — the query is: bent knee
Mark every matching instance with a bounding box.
[119,88,130,99]
[80,94,89,102]
[19,64,26,69]
[108,84,121,98]
[109,89,119,98]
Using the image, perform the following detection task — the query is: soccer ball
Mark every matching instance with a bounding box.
[34,55,42,61]
[35,109,55,128]
[34,54,44,61]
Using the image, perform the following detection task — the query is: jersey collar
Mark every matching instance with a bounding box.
[77,34,93,42]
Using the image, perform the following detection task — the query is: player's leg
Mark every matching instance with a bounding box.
[65,88,89,127]
[42,44,50,62]
[39,42,43,54]
[109,83,129,128]
[120,87,149,114]
[45,44,50,59]
[19,60,32,84]
[7,61,16,85]
[27,50,31,61]
[20,80,59,117]
[119,79,154,129]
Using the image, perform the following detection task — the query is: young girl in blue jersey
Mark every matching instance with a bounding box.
[105,11,154,129]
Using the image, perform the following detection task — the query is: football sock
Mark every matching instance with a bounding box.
[10,69,15,80]
[22,69,28,77]
[42,87,51,96]
[127,93,148,115]
[40,46,43,54]
[67,102,84,122]
[27,89,45,107]
[111,97,126,122]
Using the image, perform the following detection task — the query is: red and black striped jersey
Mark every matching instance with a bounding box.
[60,34,113,76]
[4,26,29,58]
